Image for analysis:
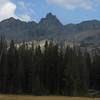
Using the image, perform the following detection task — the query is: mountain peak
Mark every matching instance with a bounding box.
[1,17,21,24]
[8,17,16,20]
[46,12,55,18]
[6,17,18,22]
[46,13,59,22]
[38,13,63,35]
[39,12,62,26]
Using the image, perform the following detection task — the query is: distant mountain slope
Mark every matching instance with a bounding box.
[63,20,100,34]
[0,13,100,43]
[0,17,38,40]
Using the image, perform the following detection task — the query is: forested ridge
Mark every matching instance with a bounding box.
[0,37,100,96]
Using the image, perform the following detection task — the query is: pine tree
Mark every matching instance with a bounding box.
[7,40,19,93]
[0,37,7,93]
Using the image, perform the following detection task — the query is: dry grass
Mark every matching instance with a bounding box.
[0,95,100,100]
[0,95,99,100]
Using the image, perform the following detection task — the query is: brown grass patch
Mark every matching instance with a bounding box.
[0,95,99,100]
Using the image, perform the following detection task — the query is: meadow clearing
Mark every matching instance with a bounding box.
[0,95,99,100]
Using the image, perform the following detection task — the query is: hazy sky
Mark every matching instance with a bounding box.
[0,0,100,24]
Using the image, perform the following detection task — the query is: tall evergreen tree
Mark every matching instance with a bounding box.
[7,40,19,93]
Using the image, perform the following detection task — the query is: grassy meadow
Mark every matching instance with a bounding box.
[0,95,99,100]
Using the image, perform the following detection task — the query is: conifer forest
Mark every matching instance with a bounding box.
[0,37,100,96]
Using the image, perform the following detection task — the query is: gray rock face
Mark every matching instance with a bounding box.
[0,13,100,43]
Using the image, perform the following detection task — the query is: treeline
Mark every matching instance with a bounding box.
[0,37,100,96]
